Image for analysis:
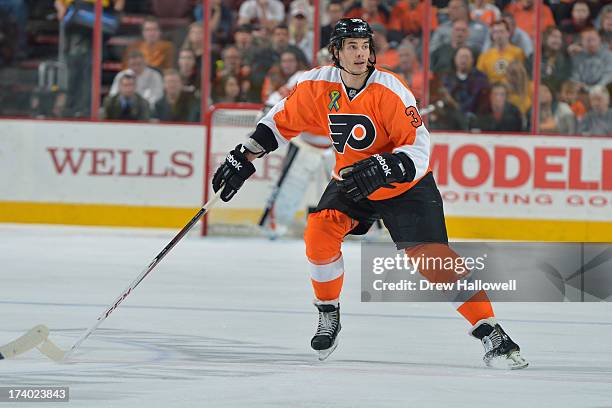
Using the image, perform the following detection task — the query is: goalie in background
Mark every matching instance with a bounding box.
[258,49,335,239]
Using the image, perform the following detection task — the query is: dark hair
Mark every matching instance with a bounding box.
[491,81,508,93]
[128,50,144,59]
[274,24,289,32]
[542,26,562,54]
[450,46,474,71]
[491,19,511,32]
[142,16,160,29]
[163,68,181,79]
[327,0,343,9]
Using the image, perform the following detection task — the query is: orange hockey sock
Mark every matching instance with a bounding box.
[304,210,355,301]
[405,243,495,325]
[456,290,495,325]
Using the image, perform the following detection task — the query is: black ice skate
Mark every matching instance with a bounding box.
[311,300,341,361]
[470,318,528,369]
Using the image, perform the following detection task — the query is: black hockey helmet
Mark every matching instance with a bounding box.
[328,18,376,69]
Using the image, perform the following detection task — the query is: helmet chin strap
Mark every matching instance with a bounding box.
[338,64,369,77]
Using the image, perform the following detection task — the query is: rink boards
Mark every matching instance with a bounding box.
[0,118,610,241]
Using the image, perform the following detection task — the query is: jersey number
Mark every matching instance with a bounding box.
[328,114,376,154]
[405,106,423,128]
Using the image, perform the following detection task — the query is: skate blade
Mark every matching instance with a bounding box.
[507,351,529,369]
[316,339,339,361]
[485,350,529,370]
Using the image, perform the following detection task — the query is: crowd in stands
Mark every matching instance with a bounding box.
[0,0,610,135]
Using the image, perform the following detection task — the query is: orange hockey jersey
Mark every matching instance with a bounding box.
[258,65,431,201]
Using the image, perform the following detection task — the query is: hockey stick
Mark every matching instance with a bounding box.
[38,190,222,362]
[0,325,49,360]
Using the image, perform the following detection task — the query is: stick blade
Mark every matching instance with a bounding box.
[0,325,49,360]
[36,338,66,362]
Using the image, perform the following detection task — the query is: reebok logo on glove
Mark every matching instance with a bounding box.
[374,154,392,177]
[227,154,243,170]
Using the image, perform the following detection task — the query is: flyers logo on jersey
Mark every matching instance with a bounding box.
[328,114,376,154]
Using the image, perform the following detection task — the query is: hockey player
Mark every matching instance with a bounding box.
[212,18,527,369]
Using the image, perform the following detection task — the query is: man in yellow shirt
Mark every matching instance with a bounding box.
[476,19,524,83]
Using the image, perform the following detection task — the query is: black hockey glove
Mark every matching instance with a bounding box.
[212,145,256,202]
[337,152,416,202]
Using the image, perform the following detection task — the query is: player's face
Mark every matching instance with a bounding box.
[338,38,371,75]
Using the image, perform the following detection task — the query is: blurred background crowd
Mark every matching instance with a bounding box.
[0,0,610,135]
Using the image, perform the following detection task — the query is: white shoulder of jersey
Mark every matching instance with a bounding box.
[370,69,418,107]
[294,65,341,86]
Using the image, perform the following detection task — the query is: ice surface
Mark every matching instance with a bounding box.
[1,224,611,407]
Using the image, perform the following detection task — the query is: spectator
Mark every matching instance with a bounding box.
[346,0,393,31]
[571,28,612,91]
[55,0,125,116]
[430,0,489,55]
[102,74,150,121]
[261,50,304,102]
[0,0,28,61]
[428,76,469,131]
[506,60,532,126]
[195,0,233,47]
[578,85,612,135]
[371,24,399,70]
[320,0,345,48]
[504,0,555,41]
[477,19,525,83]
[431,20,470,74]
[471,82,523,131]
[599,4,612,50]
[538,82,576,134]
[393,40,427,101]
[216,45,252,101]
[470,0,501,26]
[213,74,244,103]
[559,79,588,120]
[248,24,309,101]
[482,12,533,58]
[125,16,175,71]
[270,24,309,65]
[390,0,439,39]
[289,6,314,64]
[153,70,199,122]
[442,46,490,114]
[110,50,164,108]
[533,26,572,93]
[560,1,593,46]
[182,23,204,69]
[177,49,200,95]
[234,24,258,66]
[238,0,286,33]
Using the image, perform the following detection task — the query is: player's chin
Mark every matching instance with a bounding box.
[352,63,368,73]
